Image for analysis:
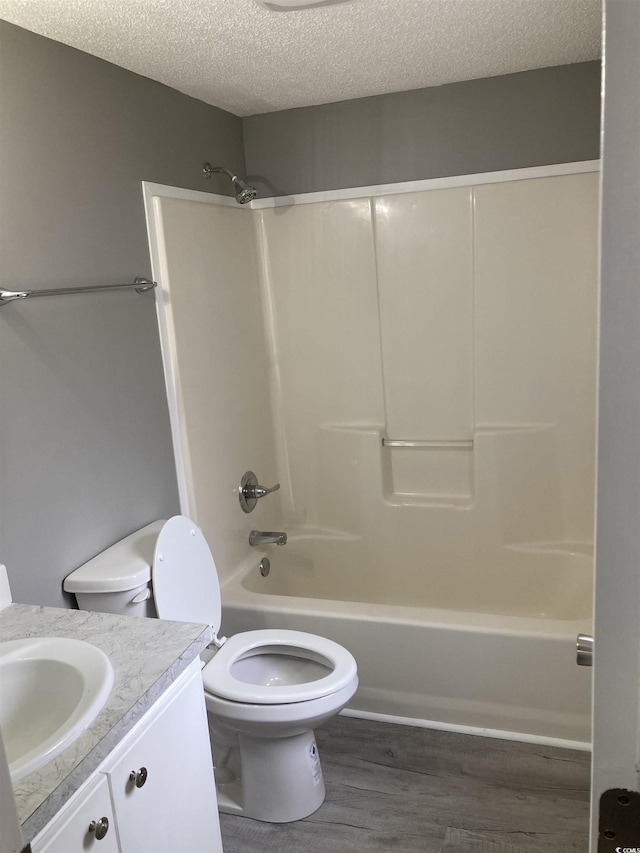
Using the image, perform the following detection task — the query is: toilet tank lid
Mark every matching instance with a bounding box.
[63,521,166,594]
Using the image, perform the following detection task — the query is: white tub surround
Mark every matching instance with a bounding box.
[144,189,280,583]
[1,604,212,845]
[144,161,598,749]
[253,170,598,544]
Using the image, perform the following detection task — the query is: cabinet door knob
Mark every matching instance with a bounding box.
[88,817,109,840]
[129,766,148,788]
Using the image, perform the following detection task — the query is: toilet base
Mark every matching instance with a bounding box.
[214,728,326,822]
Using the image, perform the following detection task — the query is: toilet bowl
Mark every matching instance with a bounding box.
[64,516,358,823]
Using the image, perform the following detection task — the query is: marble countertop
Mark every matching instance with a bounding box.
[0,603,212,844]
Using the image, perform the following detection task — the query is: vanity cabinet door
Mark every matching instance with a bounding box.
[32,775,120,853]
[103,665,221,853]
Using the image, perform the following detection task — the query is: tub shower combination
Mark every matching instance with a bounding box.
[145,161,599,748]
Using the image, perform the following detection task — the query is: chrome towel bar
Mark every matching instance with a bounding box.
[382,439,474,449]
[0,277,156,307]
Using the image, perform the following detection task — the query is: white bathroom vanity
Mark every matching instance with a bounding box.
[0,602,223,853]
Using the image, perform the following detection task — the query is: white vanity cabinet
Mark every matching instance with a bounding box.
[29,776,119,853]
[101,658,221,853]
[32,660,223,853]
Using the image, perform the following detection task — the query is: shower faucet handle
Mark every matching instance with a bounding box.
[239,471,280,513]
[251,483,280,498]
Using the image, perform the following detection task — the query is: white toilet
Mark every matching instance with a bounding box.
[63,516,358,823]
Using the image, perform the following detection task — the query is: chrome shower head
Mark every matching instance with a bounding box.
[232,177,258,205]
[203,163,258,204]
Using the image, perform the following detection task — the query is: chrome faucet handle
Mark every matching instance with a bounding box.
[239,471,280,513]
[251,483,280,498]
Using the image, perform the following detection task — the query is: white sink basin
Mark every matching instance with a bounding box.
[0,637,114,783]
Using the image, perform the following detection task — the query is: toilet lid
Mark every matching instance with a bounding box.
[152,516,221,635]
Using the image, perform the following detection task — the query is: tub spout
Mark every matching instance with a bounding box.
[249,530,287,546]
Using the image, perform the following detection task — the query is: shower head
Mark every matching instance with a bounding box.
[233,177,258,205]
[203,163,258,204]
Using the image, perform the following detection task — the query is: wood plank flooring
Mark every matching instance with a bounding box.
[218,715,590,853]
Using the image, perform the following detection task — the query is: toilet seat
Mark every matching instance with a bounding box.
[202,629,357,705]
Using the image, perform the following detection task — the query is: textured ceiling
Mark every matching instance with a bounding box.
[0,0,602,116]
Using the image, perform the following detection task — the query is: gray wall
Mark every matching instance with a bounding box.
[243,62,601,197]
[0,21,246,607]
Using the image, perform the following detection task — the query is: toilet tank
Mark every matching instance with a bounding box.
[63,521,166,618]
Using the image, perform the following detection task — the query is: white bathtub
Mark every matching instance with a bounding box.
[220,540,593,749]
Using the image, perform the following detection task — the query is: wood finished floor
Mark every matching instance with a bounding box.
[218,716,590,853]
